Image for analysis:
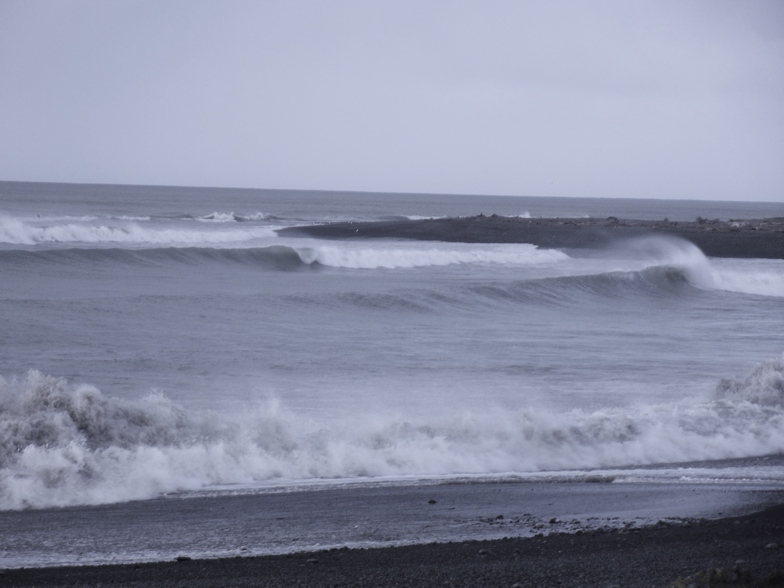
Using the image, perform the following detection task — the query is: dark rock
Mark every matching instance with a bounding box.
[278,215,784,259]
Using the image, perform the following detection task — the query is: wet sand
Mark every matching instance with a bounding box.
[278,215,784,259]
[3,481,784,587]
[5,503,784,587]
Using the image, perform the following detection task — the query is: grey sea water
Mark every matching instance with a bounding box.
[1,181,783,566]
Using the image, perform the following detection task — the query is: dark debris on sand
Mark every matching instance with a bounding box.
[4,504,784,587]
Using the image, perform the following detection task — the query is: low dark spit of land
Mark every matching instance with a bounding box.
[278,215,784,259]
[5,504,784,588]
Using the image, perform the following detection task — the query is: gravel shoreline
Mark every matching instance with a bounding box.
[5,503,783,587]
[278,215,784,259]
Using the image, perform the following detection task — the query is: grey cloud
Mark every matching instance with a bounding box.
[0,0,781,200]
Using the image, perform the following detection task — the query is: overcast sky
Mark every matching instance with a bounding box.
[1,1,782,201]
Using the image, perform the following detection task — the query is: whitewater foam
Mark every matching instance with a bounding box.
[618,236,784,298]
[716,354,784,406]
[195,211,271,223]
[295,242,569,269]
[1,357,783,510]
[111,215,152,222]
[20,215,101,223]
[0,216,277,247]
[707,261,784,298]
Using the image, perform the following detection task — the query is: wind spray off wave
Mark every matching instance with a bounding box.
[615,236,784,298]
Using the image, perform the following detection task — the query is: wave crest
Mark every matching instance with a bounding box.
[0,216,276,246]
[195,211,272,223]
[298,243,568,269]
[0,372,197,458]
[715,354,784,406]
[621,237,784,298]
[0,243,568,272]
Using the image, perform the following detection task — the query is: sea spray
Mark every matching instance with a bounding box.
[613,236,784,298]
[2,358,783,510]
[715,353,784,406]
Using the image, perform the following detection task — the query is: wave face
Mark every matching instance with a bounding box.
[1,357,783,510]
[0,246,311,272]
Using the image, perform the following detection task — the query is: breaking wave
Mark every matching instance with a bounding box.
[2,244,781,306]
[0,243,568,272]
[617,237,784,298]
[1,356,783,510]
[0,246,309,272]
[716,355,784,406]
[296,243,568,269]
[193,211,273,223]
[0,216,276,246]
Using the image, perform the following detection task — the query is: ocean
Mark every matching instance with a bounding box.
[1,181,783,567]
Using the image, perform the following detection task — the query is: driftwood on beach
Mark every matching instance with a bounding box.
[278,215,784,259]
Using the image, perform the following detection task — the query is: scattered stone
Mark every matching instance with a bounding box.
[477,549,489,556]
[549,517,558,524]
[428,499,437,504]
[764,542,779,549]
[668,566,752,587]
[306,558,319,564]
[175,555,191,562]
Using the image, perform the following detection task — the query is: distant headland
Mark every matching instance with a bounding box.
[278,215,784,259]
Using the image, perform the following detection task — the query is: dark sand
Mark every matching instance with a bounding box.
[3,480,784,588]
[4,503,784,587]
[277,215,784,259]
